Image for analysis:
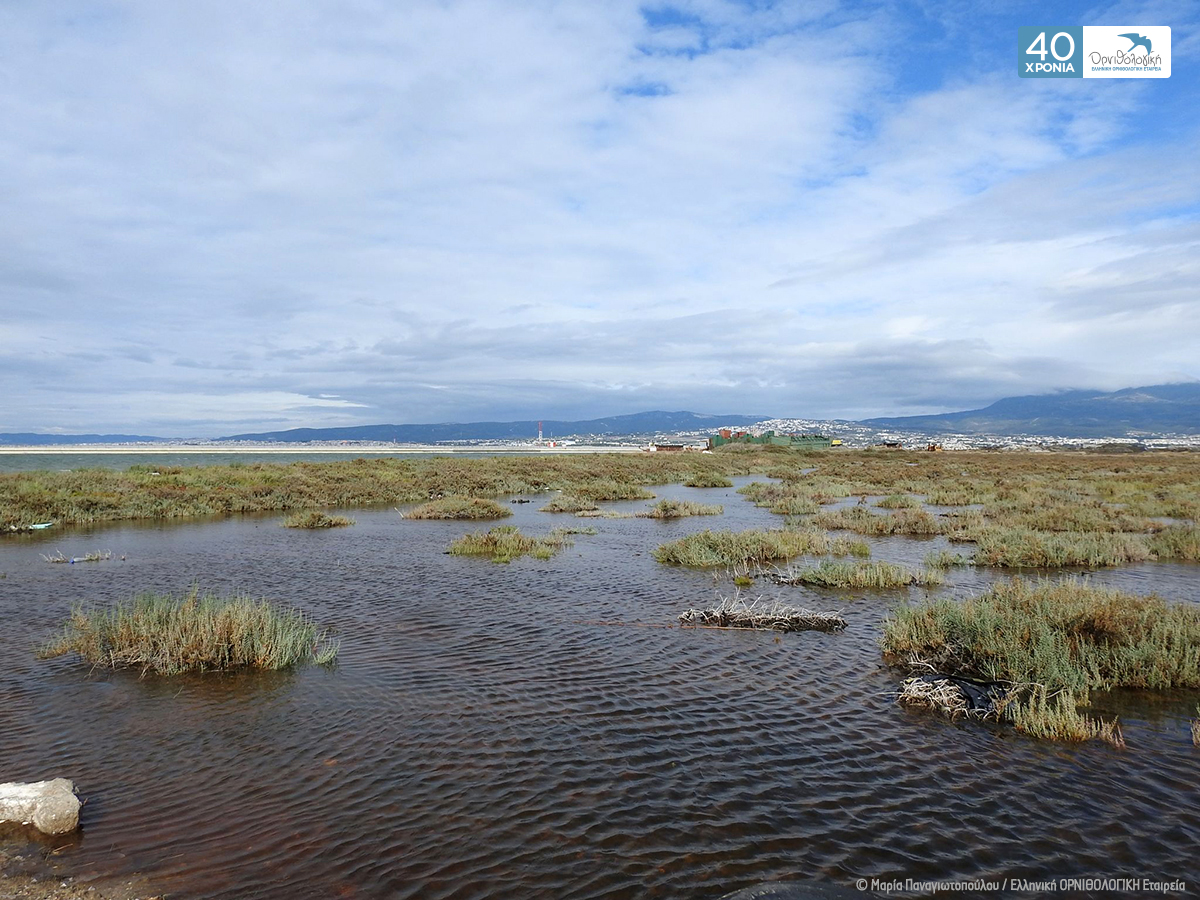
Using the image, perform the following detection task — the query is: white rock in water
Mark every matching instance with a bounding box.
[0,778,81,834]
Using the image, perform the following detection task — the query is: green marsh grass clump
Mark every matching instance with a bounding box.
[769,495,820,516]
[406,497,512,520]
[925,486,987,506]
[814,506,941,536]
[282,511,354,529]
[882,578,1200,744]
[1001,685,1126,745]
[654,527,830,568]
[995,498,1153,534]
[447,525,577,563]
[924,549,972,569]
[737,482,819,516]
[573,479,656,502]
[737,481,783,504]
[877,494,921,509]
[1149,524,1200,561]
[637,499,723,519]
[970,526,1151,568]
[778,560,943,589]
[940,509,988,542]
[541,480,655,513]
[541,495,598,513]
[683,471,734,488]
[38,588,339,675]
[831,537,871,558]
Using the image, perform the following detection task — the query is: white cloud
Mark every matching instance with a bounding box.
[0,0,1196,434]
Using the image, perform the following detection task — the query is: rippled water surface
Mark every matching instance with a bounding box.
[2,478,1199,899]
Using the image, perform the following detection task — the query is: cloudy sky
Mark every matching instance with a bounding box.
[2,0,1197,436]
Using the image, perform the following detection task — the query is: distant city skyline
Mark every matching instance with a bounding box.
[2,1,1197,436]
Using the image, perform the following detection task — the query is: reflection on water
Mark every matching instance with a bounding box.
[1,477,1198,899]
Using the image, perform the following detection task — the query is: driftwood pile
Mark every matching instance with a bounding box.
[897,673,1009,720]
[678,597,846,633]
[898,677,974,719]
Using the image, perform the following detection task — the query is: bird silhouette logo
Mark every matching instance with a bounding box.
[1118,32,1152,54]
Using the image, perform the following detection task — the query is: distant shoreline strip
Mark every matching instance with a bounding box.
[0,444,645,455]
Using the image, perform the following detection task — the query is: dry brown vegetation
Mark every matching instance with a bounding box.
[678,596,846,632]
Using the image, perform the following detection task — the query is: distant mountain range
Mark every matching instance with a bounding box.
[862,383,1200,437]
[0,432,165,446]
[3,385,1197,445]
[221,410,770,443]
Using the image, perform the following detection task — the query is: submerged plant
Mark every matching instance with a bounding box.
[42,550,113,563]
[38,588,339,675]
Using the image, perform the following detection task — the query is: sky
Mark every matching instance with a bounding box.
[1,0,1198,436]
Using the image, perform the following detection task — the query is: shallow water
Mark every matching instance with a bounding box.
[1,478,1198,899]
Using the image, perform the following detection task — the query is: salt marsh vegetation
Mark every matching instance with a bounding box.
[637,499,723,519]
[282,511,354,528]
[882,579,1200,745]
[38,588,339,675]
[406,498,512,520]
[447,525,587,563]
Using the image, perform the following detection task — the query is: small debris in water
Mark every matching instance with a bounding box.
[896,673,1007,719]
[678,597,846,632]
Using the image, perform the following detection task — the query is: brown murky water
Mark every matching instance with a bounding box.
[2,478,1198,898]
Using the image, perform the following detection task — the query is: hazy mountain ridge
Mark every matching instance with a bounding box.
[4,385,1198,445]
[221,411,770,443]
[0,432,166,446]
[862,384,1200,436]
